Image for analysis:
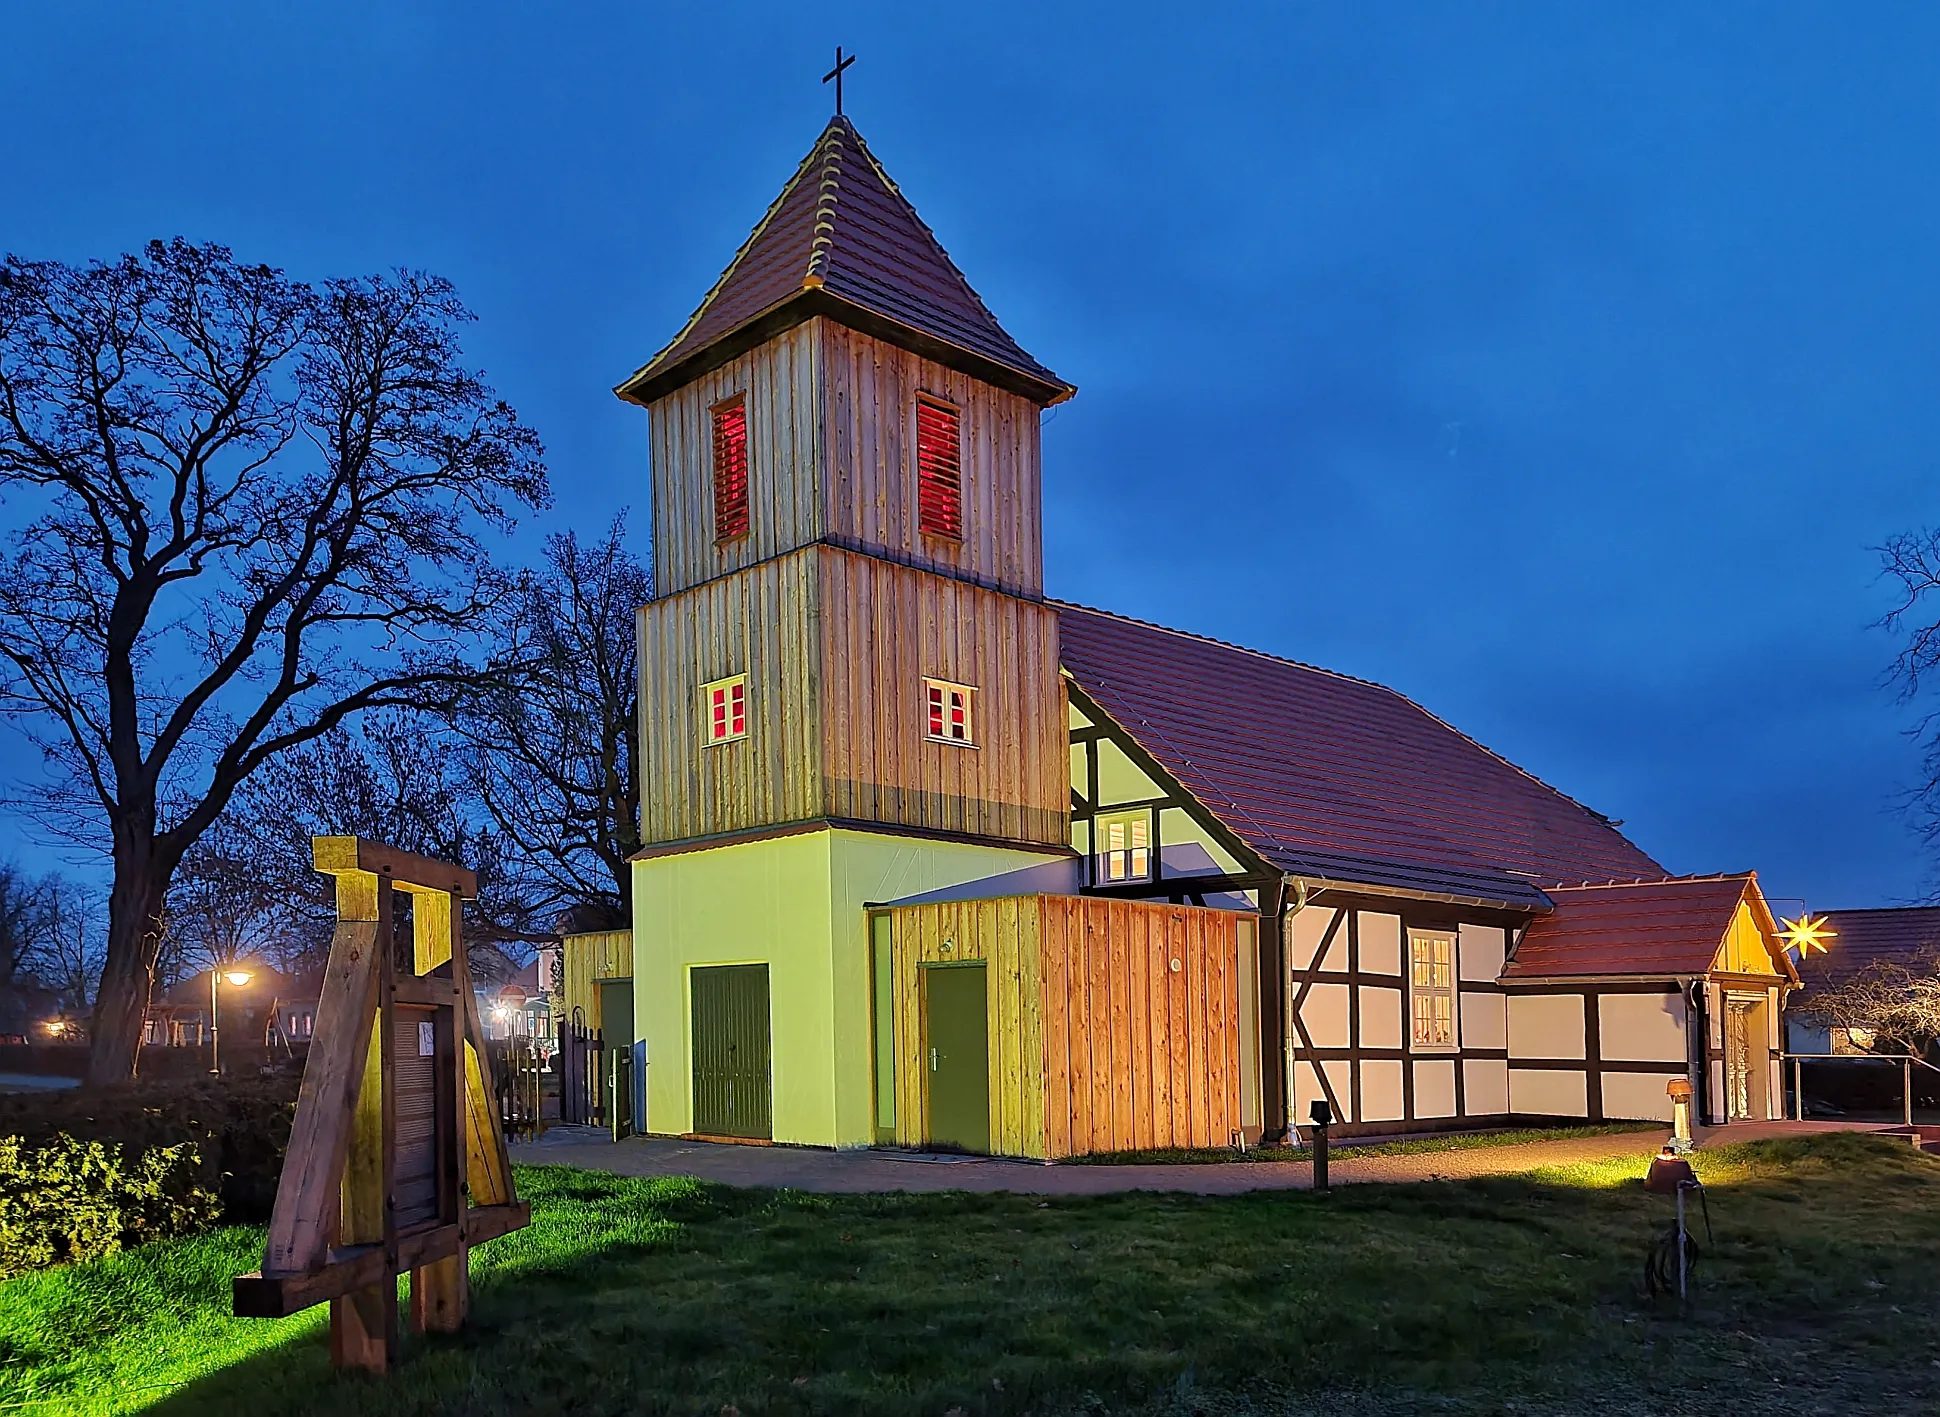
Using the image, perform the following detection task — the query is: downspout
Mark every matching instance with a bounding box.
[1686,977,1710,1126]
[1280,876,1306,1145]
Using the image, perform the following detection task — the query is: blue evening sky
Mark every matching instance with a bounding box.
[4,4,1938,911]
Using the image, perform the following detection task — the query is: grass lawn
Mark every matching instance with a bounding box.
[2,1134,1938,1415]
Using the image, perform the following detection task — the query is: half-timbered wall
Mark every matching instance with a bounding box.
[822,323,1043,596]
[819,547,1066,847]
[1288,905,1521,1133]
[648,323,823,599]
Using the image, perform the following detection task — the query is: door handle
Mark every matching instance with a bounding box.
[930,1048,938,1072]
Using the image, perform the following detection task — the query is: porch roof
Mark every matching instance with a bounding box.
[1503,873,1798,981]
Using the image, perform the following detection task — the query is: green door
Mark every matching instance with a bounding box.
[924,963,989,1153]
[691,965,771,1139]
[598,980,634,1047]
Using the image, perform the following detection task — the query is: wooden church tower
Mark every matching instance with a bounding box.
[617,114,1076,1147]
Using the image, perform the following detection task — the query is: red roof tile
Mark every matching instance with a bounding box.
[1503,875,1784,978]
[1800,906,1940,993]
[618,117,1072,407]
[1057,604,1662,909]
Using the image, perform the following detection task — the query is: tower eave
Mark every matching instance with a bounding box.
[614,288,1076,409]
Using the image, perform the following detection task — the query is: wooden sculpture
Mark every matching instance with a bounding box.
[232,837,530,1371]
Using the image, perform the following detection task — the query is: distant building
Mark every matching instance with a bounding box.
[1786,905,1940,1055]
[143,965,321,1055]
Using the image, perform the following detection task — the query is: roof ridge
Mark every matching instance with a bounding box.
[1543,872,1756,892]
[1054,598,1646,852]
[801,119,847,289]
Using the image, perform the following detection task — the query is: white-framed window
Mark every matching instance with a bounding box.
[1408,928,1458,1051]
[703,674,749,746]
[924,678,975,746]
[1098,812,1151,883]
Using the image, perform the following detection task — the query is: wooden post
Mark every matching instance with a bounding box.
[333,875,396,1372]
[410,884,467,1333]
[1905,1057,1915,1127]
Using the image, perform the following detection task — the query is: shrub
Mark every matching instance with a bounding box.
[0,1074,299,1223]
[0,1134,219,1278]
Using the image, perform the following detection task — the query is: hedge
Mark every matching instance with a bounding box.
[0,1135,219,1279]
[0,1074,299,1224]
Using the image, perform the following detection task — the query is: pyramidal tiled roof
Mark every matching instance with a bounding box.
[618,116,1072,407]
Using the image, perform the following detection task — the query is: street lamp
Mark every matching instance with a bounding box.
[210,966,254,1075]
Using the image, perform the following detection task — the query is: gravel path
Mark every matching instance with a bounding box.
[511,1127,1671,1195]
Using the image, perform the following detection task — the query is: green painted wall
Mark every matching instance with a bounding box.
[631,826,1062,1146]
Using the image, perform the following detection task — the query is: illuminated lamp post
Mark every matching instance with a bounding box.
[1666,1076,1694,1154]
[210,967,254,1076]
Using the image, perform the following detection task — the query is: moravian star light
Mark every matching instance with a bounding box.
[1779,914,1836,956]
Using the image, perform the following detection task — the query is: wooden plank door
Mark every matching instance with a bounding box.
[691,965,771,1139]
[924,964,990,1153]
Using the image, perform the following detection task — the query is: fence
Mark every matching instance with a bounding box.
[557,1012,605,1127]
[496,1039,546,1143]
[1787,1052,1940,1125]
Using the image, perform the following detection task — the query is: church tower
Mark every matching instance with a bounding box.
[618,115,1075,1147]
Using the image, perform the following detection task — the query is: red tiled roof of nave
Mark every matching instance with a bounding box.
[618,117,1070,406]
[1503,874,1774,978]
[1056,603,1664,910]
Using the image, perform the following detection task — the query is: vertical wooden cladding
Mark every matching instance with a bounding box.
[819,546,1066,849]
[822,323,1043,596]
[637,551,820,845]
[561,930,633,1030]
[882,895,1243,1160]
[887,898,1045,1159]
[649,324,822,598]
[1038,896,1243,1159]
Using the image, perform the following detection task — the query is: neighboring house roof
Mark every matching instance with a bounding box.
[1056,604,1662,910]
[1800,906,1940,994]
[1503,873,1796,981]
[616,116,1073,408]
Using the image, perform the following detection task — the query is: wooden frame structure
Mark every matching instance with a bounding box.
[232,837,529,1371]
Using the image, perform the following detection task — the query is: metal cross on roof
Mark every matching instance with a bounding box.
[823,46,856,115]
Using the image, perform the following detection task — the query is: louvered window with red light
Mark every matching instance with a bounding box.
[712,398,750,542]
[703,674,748,747]
[923,678,974,746]
[915,398,962,540]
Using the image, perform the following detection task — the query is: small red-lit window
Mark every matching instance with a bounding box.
[916,398,962,540]
[713,397,750,542]
[923,678,974,746]
[704,675,748,746]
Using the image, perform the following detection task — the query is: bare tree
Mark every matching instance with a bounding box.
[182,715,542,976]
[456,516,646,927]
[34,878,102,1014]
[1803,953,1940,1055]
[0,863,50,986]
[0,240,547,1083]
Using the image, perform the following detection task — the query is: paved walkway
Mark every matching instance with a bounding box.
[512,1127,1674,1195]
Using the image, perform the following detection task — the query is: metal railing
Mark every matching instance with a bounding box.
[1783,1051,1940,1126]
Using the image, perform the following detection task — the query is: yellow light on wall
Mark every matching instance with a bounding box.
[1779,914,1836,956]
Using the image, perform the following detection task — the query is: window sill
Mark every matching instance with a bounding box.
[924,734,979,749]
